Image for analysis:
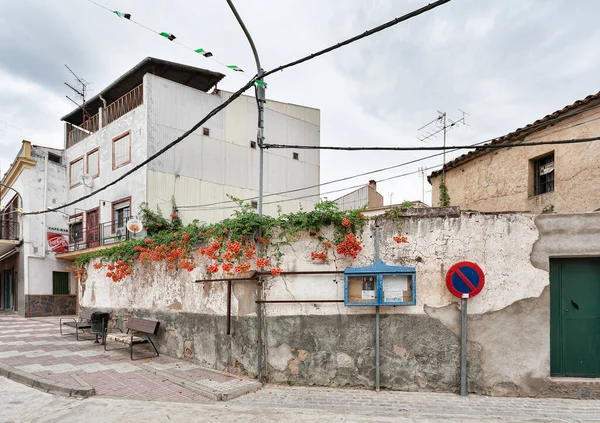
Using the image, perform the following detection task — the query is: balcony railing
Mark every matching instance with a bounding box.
[103,84,144,126]
[66,83,143,148]
[66,113,99,148]
[0,219,19,241]
[67,217,133,252]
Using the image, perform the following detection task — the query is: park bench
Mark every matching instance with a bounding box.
[103,317,160,360]
[59,310,93,341]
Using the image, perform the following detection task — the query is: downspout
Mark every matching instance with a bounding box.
[41,153,49,257]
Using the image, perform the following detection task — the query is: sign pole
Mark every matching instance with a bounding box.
[460,296,468,396]
[374,226,381,392]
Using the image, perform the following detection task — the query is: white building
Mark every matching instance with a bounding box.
[0,141,74,316]
[58,57,320,255]
[333,180,384,211]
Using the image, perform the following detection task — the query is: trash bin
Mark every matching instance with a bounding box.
[91,312,110,344]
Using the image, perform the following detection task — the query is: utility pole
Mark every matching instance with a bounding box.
[225,0,267,383]
[417,110,468,205]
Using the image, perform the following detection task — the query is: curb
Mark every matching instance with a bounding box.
[0,362,95,398]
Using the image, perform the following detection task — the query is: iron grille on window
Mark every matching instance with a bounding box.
[534,153,554,195]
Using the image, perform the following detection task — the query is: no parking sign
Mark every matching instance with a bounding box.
[446,261,485,299]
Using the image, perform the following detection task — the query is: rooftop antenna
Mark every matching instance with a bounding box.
[64,64,91,121]
[417,110,469,205]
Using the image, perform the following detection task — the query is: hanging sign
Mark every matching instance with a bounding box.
[47,232,69,253]
[446,261,485,299]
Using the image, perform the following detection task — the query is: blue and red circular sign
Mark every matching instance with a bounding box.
[446,261,485,299]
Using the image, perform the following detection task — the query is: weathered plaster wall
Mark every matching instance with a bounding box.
[80,211,599,396]
[65,104,147,223]
[144,75,320,222]
[431,103,600,213]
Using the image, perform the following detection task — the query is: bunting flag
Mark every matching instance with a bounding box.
[113,10,131,19]
[159,32,176,41]
[227,65,244,72]
[194,48,213,58]
[89,0,253,79]
[254,79,266,88]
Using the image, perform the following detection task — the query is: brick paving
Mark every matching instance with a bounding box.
[0,312,260,402]
[232,385,600,422]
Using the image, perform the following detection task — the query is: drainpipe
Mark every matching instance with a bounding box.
[374,224,381,392]
[41,153,49,257]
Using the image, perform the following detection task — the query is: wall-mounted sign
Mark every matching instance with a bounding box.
[47,232,69,253]
[47,226,69,234]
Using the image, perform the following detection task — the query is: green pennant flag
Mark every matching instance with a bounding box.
[113,11,131,19]
[194,48,213,58]
[159,32,176,41]
[254,79,266,88]
[227,65,243,72]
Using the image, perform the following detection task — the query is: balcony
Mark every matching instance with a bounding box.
[0,219,20,259]
[56,217,138,260]
[66,83,143,148]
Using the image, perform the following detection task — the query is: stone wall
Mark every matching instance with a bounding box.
[79,210,600,396]
[25,295,77,317]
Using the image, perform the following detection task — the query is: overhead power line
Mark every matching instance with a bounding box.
[24,1,449,215]
[262,136,600,151]
[260,0,452,79]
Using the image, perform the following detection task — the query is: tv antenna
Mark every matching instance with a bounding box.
[64,64,91,122]
[417,109,469,184]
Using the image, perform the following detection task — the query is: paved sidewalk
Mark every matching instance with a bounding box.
[0,312,260,402]
[233,385,600,422]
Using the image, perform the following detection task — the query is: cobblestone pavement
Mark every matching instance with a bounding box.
[231,385,600,422]
[0,312,259,402]
[3,377,600,423]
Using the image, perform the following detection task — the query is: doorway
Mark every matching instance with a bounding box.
[550,258,600,377]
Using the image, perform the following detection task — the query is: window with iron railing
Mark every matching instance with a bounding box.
[533,153,554,196]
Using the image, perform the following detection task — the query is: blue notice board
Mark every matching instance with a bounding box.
[344,260,416,306]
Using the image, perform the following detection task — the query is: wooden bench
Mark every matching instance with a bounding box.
[60,310,93,341]
[103,318,160,360]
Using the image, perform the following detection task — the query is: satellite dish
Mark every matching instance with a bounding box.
[127,218,143,233]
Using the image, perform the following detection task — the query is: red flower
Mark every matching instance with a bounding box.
[393,234,408,244]
[342,218,351,228]
[270,267,282,276]
[93,263,103,269]
[208,264,219,273]
[222,263,233,272]
[170,213,178,218]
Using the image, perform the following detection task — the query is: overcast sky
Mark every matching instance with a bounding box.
[1,0,599,207]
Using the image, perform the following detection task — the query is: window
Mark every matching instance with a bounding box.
[112,132,131,169]
[112,198,131,233]
[69,157,83,188]
[69,214,83,248]
[48,152,62,164]
[533,153,554,195]
[251,200,258,209]
[87,148,100,178]
[203,127,210,136]
[293,152,299,160]
[52,271,70,295]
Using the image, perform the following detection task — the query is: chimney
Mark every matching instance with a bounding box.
[369,180,376,190]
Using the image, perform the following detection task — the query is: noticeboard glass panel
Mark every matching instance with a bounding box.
[382,274,413,304]
[347,275,378,304]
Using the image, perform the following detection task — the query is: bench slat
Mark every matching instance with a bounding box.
[127,318,159,335]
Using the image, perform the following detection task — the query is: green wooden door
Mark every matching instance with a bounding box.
[550,258,600,377]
